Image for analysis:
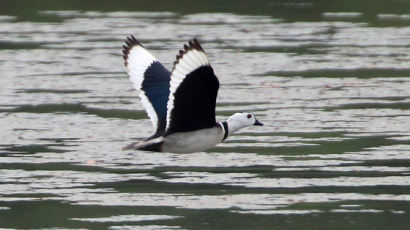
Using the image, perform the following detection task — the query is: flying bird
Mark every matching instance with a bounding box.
[122,36,263,153]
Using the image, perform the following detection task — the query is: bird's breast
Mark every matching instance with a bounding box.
[161,126,224,153]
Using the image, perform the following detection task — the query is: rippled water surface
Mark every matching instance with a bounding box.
[1,0,410,229]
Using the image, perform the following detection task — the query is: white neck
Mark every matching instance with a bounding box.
[225,119,247,136]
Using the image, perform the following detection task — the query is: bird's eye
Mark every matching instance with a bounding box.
[247,114,252,119]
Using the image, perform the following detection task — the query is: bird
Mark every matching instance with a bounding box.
[122,36,263,153]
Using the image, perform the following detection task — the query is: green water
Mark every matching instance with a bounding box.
[1,0,410,229]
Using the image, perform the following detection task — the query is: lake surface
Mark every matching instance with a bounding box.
[1,0,410,229]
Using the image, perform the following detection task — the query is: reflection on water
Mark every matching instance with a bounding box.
[0,2,410,230]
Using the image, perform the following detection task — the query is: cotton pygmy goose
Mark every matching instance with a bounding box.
[122,36,263,153]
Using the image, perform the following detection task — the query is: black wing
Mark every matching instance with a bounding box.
[165,39,219,135]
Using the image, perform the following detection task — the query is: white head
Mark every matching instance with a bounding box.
[226,112,263,135]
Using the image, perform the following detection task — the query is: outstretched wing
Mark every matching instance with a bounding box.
[123,35,170,138]
[165,39,219,135]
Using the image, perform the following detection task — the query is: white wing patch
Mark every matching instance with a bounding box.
[126,45,156,88]
[139,91,158,131]
[123,36,158,131]
[165,39,210,131]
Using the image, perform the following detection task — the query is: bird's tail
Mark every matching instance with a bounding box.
[122,138,163,152]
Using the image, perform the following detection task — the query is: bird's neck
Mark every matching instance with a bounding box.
[220,120,246,141]
[221,121,229,141]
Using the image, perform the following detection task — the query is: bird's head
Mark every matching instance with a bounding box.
[227,112,263,134]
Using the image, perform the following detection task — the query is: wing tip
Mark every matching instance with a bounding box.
[173,38,207,70]
[122,35,143,66]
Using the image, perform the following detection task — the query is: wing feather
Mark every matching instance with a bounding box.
[165,39,219,134]
[123,36,170,137]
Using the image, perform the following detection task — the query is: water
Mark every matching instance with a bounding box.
[1,1,410,229]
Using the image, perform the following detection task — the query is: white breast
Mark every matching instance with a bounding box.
[161,126,224,153]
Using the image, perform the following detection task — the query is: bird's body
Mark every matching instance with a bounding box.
[122,36,262,153]
[127,125,224,153]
